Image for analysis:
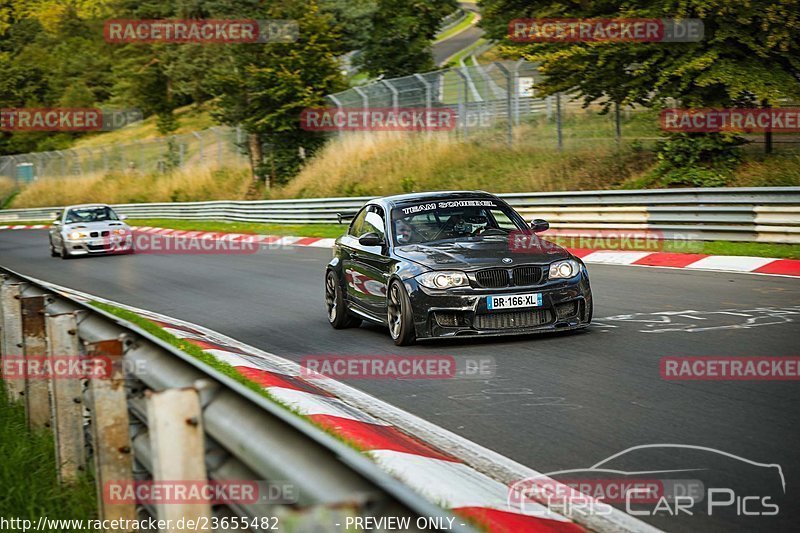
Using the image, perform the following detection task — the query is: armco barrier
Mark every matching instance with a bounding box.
[1,187,798,243]
[0,266,474,532]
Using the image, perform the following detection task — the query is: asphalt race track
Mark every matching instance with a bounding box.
[2,229,799,533]
[432,3,484,66]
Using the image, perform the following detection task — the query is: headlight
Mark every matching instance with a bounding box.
[112,229,127,235]
[416,271,469,289]
[68,231,87,240]
[548,259,580,279]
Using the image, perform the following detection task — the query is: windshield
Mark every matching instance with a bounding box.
[391,199,527,245]
[64,206,119,224]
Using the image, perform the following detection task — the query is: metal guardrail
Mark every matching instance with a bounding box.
[0,266,474,532]
[1,187,799,243]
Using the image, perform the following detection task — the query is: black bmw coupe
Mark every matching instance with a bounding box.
[325,191,593,345]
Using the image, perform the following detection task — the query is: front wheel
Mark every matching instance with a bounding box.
[387,280,416,346]
[325,270,361,329]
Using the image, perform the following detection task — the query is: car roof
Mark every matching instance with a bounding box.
[63,204,112,210]
[376,190,497,208]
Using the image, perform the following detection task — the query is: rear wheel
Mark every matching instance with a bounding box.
[387,280,416,346]
[325,270,361,329]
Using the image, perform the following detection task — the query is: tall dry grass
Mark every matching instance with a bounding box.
[11,164,251,208]
[275,128,655,199]
[0,177,17,206]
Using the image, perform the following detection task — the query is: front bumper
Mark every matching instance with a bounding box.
[65,235,133,255]
[406,272,592,340]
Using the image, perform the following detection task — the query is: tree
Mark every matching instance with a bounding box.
[207,0,347,187]
[358,0,457,78]
[319,0,377,51]
[479,0,800,184]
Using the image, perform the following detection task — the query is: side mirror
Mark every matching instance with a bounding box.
[358,232,384,247]
[530,219,550,233]
[118,214,128,220]
[52,220,61,226]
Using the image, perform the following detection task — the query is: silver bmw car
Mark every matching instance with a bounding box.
[49,204,134,259]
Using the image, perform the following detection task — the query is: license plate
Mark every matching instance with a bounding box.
[486,293,542,310]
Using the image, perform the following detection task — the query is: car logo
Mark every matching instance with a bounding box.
[502,257,513,264]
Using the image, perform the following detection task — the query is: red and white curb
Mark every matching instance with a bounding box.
[0,224,49,230]
[30,277,659,533]
[131,226,338,248]
[4,224,798,277]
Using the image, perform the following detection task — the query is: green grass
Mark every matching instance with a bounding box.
[72,103,215,149]
[689,241,800,259]
[128,218,347,238]
[0,380,97,529]
[0,220,52,225]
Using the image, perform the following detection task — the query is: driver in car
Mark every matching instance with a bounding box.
[395,219,413,244]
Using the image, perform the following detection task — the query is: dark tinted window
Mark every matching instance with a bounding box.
[64,206,119,224]
[391,199,526,245]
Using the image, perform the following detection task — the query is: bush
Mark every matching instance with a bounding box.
[653,133,746,187]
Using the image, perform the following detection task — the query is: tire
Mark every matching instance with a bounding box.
[60,244,71,260]
[50,240,58,257]
[325,270,361,329]
[387,280,416,346]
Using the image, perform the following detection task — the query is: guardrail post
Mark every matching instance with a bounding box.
[1,282,25,402]
[86,339,136,529]
[146,387,211,526]
[46,312,86,483]
[21,295,51,429]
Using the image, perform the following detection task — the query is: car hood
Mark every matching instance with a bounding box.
[63,220,129,232]
[394,236,570,269]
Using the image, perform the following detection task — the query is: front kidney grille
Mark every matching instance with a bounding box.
[475,268,510,288]
[475,309,552,330]
[474,265,543,288]
[512,265,543,286]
